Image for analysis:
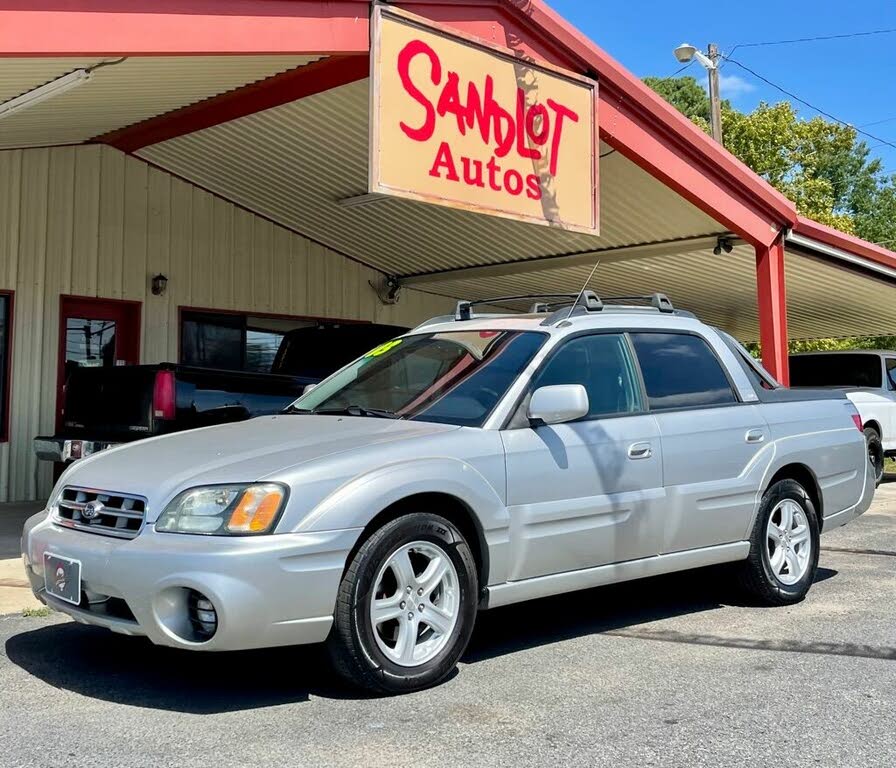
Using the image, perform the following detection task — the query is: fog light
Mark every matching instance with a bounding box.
[187,589,218,639]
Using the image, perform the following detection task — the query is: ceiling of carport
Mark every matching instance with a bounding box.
[137,77,727,280]
[136,74,896,342]
[410,245,896,343]
[0,55,321,149]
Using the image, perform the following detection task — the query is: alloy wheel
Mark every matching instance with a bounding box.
[369,541,460,667]
[765,499,812,586]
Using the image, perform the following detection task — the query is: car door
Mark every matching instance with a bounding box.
[501,332,664,582]
[884,357,896,451]
[628,331,769,554]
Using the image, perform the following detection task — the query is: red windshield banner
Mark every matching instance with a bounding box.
[370,5,599,234]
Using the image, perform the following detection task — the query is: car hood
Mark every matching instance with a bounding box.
[57,415,460,515]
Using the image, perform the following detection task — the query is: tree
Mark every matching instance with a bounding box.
[646,76,890,238]
[643,76,712,125]
[647,75,896,350]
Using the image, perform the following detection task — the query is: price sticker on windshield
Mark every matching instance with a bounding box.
[365,339,403,358]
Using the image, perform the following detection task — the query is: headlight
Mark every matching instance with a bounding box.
[155,483,287,536]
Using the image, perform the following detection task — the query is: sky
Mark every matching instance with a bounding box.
[549,0,896,173]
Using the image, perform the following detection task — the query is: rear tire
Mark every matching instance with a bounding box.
[737,479,820,606]
[864,427,884,487]
[327,513,478,694]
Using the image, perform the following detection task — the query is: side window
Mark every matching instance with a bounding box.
[630,332,737,410]
[739,351,776,391]
[532,334,642,417]
[886,358,896,390]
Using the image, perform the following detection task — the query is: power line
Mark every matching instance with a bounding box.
[665,59,694,78]
[734,28,896,48]
[723,57,896,152]
[860,115,896,129]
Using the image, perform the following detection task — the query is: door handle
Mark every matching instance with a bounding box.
[628,442,652,459]
[745,429,765,444]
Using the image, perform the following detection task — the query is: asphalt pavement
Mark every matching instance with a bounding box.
[1,489,894,768]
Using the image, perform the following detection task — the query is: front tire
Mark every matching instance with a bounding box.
[738,479,820,606]
[864,427,884,487]
[327,513,478,694]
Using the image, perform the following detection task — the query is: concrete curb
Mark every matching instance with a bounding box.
[0,557,42,615]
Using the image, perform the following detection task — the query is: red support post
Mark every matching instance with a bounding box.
[755,235,790,386]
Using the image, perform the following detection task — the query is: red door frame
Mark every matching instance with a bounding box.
[56,295,142,431]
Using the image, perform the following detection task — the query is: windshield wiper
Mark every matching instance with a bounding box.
[311,405,402,419]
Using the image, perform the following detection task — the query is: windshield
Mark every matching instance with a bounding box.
[789,354,883,388]
[290,330,546,427]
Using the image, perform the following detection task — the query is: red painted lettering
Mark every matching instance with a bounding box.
[525,103,550,146]
[504,168,524,196]
[526,174,542,200]
[397,40,440,142]
[486,157,502,191]
[429,141,460,181]
[515,88,540,160]
[395,39,583,196]
[546,98,578,176]
[462,157,485,187]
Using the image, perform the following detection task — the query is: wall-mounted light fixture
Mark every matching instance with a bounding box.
[713,237,734,256]
[151,274,168,296]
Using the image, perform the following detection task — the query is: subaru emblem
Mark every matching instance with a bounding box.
[81,500,104,520]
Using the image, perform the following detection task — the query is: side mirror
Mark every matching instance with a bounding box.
[528,384,589,425]
[302,383,317,396]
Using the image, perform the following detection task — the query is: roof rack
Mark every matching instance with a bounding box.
[454,291,678,322]
[454,292,602,320]
[599,294,675,313]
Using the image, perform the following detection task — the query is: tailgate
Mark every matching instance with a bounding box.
[63,365,158,439]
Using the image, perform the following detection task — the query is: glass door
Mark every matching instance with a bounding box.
[56,296,141,430]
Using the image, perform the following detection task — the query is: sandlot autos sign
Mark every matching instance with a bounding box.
[370,6,599,234]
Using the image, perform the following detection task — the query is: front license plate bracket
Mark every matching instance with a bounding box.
[44,553,82,605]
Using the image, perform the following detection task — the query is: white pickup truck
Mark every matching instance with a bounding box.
[790,351,896,484]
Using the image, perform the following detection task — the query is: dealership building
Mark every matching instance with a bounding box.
[3,0,896,503]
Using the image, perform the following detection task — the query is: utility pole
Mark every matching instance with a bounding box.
[707,43,723,144]
[673,42,723,144]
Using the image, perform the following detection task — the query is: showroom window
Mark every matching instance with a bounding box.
[0,292,11,440]
[181,310,316,373]
[629,332,737,410]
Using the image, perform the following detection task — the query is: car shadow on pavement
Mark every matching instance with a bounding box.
[464,565,839,664]
[4,622,356,713]
[5,566,842,710]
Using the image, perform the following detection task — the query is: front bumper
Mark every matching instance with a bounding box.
[22,511,361,651]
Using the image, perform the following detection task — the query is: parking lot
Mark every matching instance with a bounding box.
[0,486,891,768]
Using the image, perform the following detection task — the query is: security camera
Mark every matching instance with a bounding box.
[673,44,698,63]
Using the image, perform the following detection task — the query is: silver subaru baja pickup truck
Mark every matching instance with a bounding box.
[23,291,874,693]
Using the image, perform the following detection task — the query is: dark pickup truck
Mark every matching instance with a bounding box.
[34,322,406,463]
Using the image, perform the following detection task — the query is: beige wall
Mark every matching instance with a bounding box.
[0,145,456,502]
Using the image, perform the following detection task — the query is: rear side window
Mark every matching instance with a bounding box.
[887,359,896,390]
[532,333,642,417]
[630,332,737,410]
[789,354,883,388]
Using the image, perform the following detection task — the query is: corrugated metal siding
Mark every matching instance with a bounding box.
[139,78,724,278]
[0,56,322,149]
[0,145,455,502]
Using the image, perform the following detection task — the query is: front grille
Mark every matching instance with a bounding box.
[54,487,146,540]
